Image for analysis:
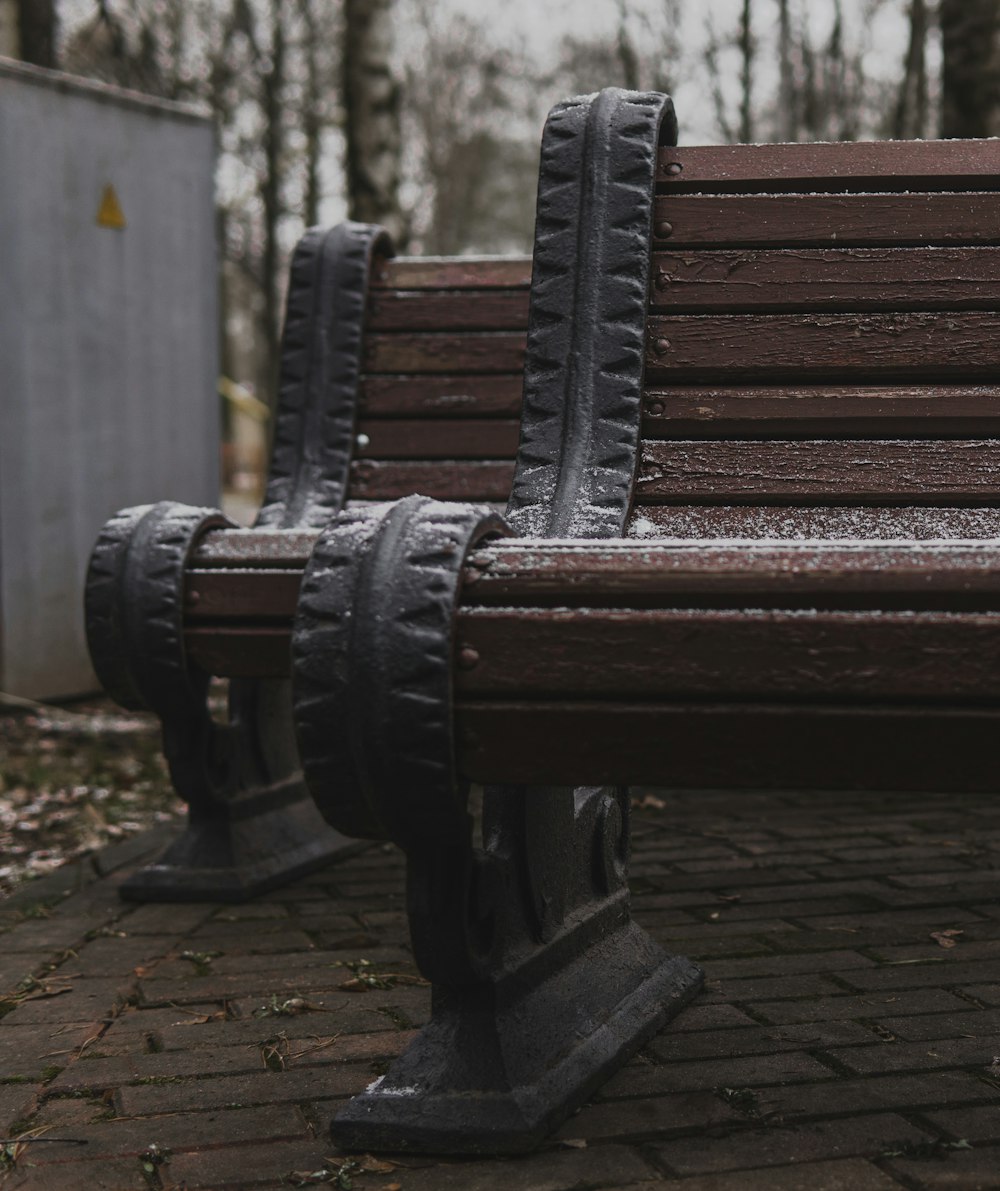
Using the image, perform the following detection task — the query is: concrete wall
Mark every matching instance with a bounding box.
[0,60,219,698]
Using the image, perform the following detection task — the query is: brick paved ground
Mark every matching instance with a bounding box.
[1,788,1000,1190]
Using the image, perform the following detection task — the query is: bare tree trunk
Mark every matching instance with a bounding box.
[616,0,640,90]
[940,0,1000,137]
[777,0,796,140]
[16,0,56,67]
[343,0,406,245]
[300,0,323,228]
[737,0,754,142]
[260,0,287,399]
[893,0,929,138]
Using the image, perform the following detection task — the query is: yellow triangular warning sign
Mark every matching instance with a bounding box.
[96,183,126,229]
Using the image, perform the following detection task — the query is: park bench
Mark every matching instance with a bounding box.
[84,222,530,901]
[86,85,1000,1152]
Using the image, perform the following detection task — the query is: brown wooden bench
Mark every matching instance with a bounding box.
[89,86,1000,1152]
[84,225,532,901]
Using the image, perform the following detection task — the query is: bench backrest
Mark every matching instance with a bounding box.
[631,138,1000,539]
[347,255,528,503]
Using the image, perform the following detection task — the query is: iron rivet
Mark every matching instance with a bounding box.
[654,337,671,355]
[458,646,480,670]
[648,400,666,416]
[664,162,683,176]
[655,221,674,238]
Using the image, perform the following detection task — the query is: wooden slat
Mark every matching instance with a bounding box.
[644,313,1000,381]
[656,140,1000,194]
[373,257,532,289]
[365,333,526,374]
[642,385,1000,439]
[360,375,523,419]
[191,529,318,568]
[650,248,1000,313]
[185,570,301,620]
[636,440,1000,504]
[186,626,289,678]
[354,419,521,459]
[653,193,1000,249]
[456,701,1000,791]
[462,541,1000,610]
[367,289,529,332]
[347,459,515,501]
[455,608,1000,700]
[626,504,1000,539]
[186,539,1000,624]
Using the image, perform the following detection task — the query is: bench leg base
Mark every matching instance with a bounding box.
[330,920,702,1155]
[118,781,365,902]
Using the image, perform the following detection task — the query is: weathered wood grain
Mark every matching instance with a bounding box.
[656,140,1000,194]
[636,439,1000,504]
[456,701,1000,791]
[373,257,532,289]
[653,193,1000,248]
[365,332,526,374]
[644,313,1000,381]
[347,458,515,501]
[461,540,1000,609]
[626,504,1000,540]
[650,248,1000,313]
[359,375,524,419]
[354,418,521,459]
[455,607,1000,700]
[641,385,1000,438]
[186,626,289,678]
[367,289,530,331]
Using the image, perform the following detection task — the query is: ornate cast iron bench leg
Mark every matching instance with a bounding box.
[85,223,392,901]
[291,89,702,1153]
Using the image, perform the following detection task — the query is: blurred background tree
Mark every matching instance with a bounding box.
[5,0,997,481]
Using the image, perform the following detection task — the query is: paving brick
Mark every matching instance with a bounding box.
[114,1063,369,1115]
[49,1045,265,1092]
[844,960,1000,993]
[0,1021,101,1079]
[0,1082,40,1130]
[0,1156,150,1189]
[23,1104,309,1163]
[703,973,852,1002]
[924,1104,1000,1144]
[652,1020,876,1063]
[119,902,216,935]
[652,1112,929,1175]
[672,1002,757,1031]
[317,1144,658,1191]
[753,1070,994,1120]
[181,926,318,953]
[873,1008,1000,1042]
[883,1143,1000,1189]
[553,1091,739,1140]
[708,950,876,980]
[826,1036,996,1076]
[0,916,118,955]
[1,977,136,1025]
[598,1051,834,1098]
[62,933,177,978]
[163,1138,334,1188]
[633,1158,902,1190]
[751,989,970,1025]
[137,960,421,1005]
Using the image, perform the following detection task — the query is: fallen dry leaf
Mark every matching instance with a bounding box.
[930,929,964,949]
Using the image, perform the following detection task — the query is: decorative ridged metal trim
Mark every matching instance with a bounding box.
[84,501,233,717]
[507,88,677,538]
[257,221,394,530]
[293,496,512,847]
